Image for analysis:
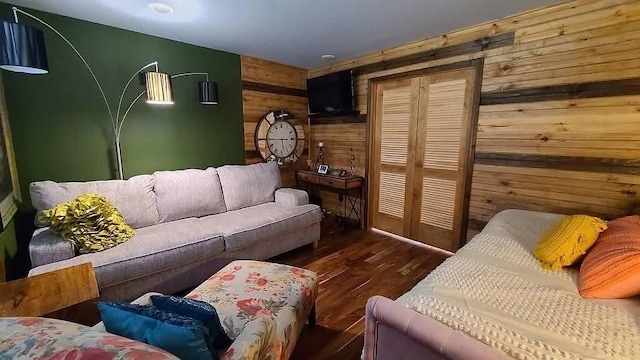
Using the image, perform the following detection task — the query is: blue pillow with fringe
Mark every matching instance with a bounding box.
[98,301,214,360]
[150,295,232,350]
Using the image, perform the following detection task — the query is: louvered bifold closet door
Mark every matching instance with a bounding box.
[370,78,421,237]
[411,69,476,251]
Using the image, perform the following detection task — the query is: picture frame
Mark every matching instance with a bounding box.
[317,165,329,175]
[0,76,21,231]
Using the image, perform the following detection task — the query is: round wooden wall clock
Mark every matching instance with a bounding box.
[254,109,305,167]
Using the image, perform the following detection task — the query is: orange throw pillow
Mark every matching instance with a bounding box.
[579,215,640,299]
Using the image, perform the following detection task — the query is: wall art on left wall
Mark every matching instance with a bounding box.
[0,74,20,231]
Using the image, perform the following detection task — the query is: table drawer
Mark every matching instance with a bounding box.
[297,172,318,184]
[317,176,347,188]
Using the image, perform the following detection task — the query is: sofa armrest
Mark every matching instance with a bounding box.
[364,296,509,360]
[275,188,309,206]
[29,228,75,268]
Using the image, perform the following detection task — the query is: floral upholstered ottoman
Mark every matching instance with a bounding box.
[0,317,178,359]
[188,260,318,360]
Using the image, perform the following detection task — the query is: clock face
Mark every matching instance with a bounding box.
[267,121,297,158]
[254,110,305,167]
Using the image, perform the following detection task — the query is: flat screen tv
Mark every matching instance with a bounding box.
[307,70,355,116]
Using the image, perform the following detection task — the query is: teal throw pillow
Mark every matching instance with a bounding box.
[98,301,213,360]
[151,295,232,350]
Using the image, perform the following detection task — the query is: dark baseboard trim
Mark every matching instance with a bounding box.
[354,32,514,76]
[475,152,640,175]
[480,78,640,105]
[242,81,308,98]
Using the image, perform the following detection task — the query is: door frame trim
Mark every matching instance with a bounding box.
[365,58,484,249]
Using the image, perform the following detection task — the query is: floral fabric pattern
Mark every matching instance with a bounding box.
[0,317,177,359]
[186,260,318,360]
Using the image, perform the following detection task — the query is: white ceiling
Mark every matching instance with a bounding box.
[4,0,562,69]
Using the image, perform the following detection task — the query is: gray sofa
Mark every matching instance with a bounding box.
[27,162,322,301]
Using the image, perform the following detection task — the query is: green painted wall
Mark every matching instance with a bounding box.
[0,5,244,262]
[0,221,16,260]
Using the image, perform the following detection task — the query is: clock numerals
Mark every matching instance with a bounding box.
[266,120,297,158]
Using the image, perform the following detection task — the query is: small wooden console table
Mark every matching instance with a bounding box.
[295,170,365,229]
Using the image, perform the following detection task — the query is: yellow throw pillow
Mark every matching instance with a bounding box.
[40,193,135,254]
[534,215,607,271]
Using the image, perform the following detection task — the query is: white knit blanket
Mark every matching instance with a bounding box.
[397,210,640,360]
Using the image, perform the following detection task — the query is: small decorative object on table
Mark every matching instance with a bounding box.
[316,142,325,167]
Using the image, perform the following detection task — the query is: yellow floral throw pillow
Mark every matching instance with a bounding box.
[534,215,607,271]
[40,194,135,254]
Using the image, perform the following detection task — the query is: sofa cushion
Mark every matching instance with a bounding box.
[29,218,225,289]
[30,175,159,229]
[154,168,227,223]
[197,202,321,251]
[217,162,282,211]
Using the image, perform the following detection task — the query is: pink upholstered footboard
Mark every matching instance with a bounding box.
[363,296,509,360]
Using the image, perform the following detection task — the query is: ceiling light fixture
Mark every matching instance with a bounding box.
[321,54,336,61]
[149,3,174,15]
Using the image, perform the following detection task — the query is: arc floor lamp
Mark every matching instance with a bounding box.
[0,7,219,180]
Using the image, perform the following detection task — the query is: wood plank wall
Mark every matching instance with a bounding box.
[310,116,367,219]
[241,56,309,186]
[309,0,640,239]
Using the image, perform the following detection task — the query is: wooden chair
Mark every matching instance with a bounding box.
[0,263,100,325]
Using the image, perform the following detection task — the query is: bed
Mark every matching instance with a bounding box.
[364,209,640,360]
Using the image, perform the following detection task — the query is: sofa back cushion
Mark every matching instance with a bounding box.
[30,175,159,229]
[217,162,282,211]
[153,168,227,222]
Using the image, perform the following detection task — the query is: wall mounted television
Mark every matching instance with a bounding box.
[307,70,356,117]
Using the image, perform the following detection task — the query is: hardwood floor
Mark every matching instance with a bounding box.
[272,221,450,360]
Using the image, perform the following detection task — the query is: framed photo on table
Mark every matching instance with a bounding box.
[317,165,329,175]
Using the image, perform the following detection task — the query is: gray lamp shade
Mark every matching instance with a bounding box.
[199,81,218,105]
[145,71,173,105]
[0,20,48,74]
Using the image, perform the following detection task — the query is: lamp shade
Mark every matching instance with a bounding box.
[145,71,173,105]
[198,81,218,105]
[0,20,48,74]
